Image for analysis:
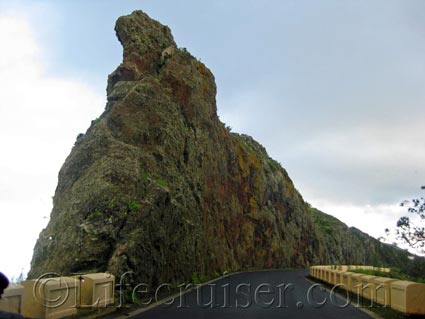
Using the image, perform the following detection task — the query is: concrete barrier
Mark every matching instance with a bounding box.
[322,269,330,283]
[373,277,398,306]
[359,275,376,300]
[310,266,318,278]
[324,269,332,283]
[327,270,335,284]
[310,265,425,315]
[317,268,325,281]
[322,268,328,281]
[314,267,320,278]
[314,267,320,279]
[334,271,344,285]
[321,269,328,282]
[318,268,324,281]
[78,273,115,308]
[323,268,330,281]
[390,281,425,315]
[337,266,349,271]
[341,272,354,291]
[0,283,24,315]
[21,277,78,319]
[372,266,385,272]
[350,273,365,295]
[328,270,339,285]
[348,265,359,270]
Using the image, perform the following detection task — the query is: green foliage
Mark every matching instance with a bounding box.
[155,179,168,188]
[177,47,190,57]
[85,197,141,222]
[141,172,168,188]
[351,269,392,278]
[191,272,210,284]
[309,207,338,235]
[93,117,101,125]
[352,268,425,283]
[383,185,425,281]
[108,199,117,210]
[127,200,141,212]
[398,257,425,283]
[87,209,104,221]
[388,185,425,254]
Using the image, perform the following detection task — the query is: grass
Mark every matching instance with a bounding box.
[127,200,141,212]
[191,272,209,285]
[142,172,168,188]
[155,179,168,188]
[351,269,425,284]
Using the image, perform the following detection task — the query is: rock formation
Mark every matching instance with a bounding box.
[29,11,412,286]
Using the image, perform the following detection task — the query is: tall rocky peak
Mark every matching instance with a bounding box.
[107,11,217,120]
[29,11,412,285]
[107,11,176,91]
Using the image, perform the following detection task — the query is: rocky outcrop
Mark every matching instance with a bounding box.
[29,11,412,286]
[309,208,411,266]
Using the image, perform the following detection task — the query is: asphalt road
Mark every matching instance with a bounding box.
[126,270,373,319]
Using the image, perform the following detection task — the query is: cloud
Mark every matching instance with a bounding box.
[0,15,104,279]
[290,122,425,204]
[218,0,425,215]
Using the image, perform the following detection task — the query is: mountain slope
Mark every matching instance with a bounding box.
[309,207,411,267]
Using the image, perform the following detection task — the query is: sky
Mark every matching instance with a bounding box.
[0,0,424,279]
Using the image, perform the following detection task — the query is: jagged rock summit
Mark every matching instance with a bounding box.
[29,11,411,285]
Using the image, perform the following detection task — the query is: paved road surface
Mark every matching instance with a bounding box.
[125,270,373,319]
